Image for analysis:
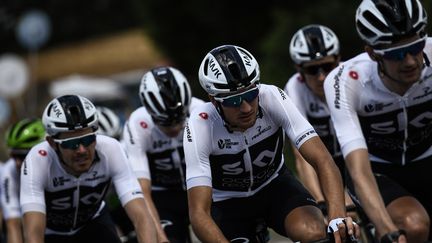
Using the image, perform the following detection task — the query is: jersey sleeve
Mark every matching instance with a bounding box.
[122,110,151,180]
[105,138,144,206]
[324,60,368,157]
[0,160,21,219]
[284,74,307,116]
[263,85,317,149]
[183,108,213,190]
[20,148,47,214]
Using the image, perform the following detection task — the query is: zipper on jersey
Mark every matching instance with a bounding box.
[401,101,408,166]
[243,136,254,195]
[72,179,81,229]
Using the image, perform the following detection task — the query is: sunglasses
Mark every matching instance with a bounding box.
[374,36,426,61]
[214,86,259,107]
[302,62,337,75]
[53,132,96,150]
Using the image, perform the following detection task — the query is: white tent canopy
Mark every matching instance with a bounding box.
[49,74,126,101]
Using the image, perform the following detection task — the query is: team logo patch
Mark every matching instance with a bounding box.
[349,71,358,80]
[140,121,148,128]
[38,150,47,156]
[199,112,208,120]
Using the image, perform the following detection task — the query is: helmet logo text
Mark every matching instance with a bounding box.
[209,58,222,79]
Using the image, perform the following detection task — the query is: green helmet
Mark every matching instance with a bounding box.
[6,118,46,150]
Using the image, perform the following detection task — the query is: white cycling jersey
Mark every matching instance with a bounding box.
[324,39,432,165]
[184,84,318,202]
[123,97,205,191]
[0,159,20,220]
[284,73,341,158]
[20,135,143,235]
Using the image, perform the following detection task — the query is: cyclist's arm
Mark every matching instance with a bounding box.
[22,212,45,243]
[187,186,229,243]
[124,198,158,243]
[138,178,169,243]
[291,144,325,202]
[345,149,400,238]
[298,136,345,219]
[5,218,23,243]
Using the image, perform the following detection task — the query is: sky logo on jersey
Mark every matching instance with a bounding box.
[364,102,392,112]
[153,140,171,149]
[218,139,239,149]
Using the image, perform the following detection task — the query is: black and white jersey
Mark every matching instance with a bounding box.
[123,97,205,191]
[20,135,143,235]
[184,84,318,202]
[324,40,432,165]
[0,159,20,220]
[284,73,341,158]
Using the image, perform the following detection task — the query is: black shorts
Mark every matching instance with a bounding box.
[211,167,317,241]
[347,161,432,216]
[152,190,191,243]
[45,207,121,243]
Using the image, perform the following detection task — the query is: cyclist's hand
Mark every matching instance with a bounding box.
[327,217,360,243]
[380,229,407,243]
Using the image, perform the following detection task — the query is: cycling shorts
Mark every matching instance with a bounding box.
[153,190,191,243]
[347,161,432,216]
[45,207,121,243]
[211,167,317,241]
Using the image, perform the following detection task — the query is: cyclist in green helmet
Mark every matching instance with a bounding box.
[1,118,45,243]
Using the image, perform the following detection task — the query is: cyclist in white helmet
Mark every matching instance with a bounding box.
[96,106,122,140]
[284,24,344,205]
[324,0,431,242]
[20,94,157,243]
[185,44,359,242]
[123,66,204,243]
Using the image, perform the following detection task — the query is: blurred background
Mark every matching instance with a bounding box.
[0,0,430,160]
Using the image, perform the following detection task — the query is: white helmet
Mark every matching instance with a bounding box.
[139,66,192,126]
[355,0,427,47]
[290,24,340,65]
[198,45,260,96]
[42,95,98,136]
[96,106,122,138]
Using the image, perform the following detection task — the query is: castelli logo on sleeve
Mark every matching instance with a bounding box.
[38,150,47,156]
[349,71,359,80]
[140,121,148,128]
[199,112,208,120]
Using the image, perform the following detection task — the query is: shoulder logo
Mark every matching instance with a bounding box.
[140,121,148,128]
[38,150,47,156]
[333,65,345,109]
[185,123,192,142]
[199,112,208,120]
[349,71,359,80]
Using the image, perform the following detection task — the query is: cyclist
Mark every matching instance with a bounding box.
[185,44,359,242]
[96,106,122,140]
[284,24,344,204]
[324,0,431,242]
[123,66,204,243]
[20,94,157,243]
[1,118,45,243]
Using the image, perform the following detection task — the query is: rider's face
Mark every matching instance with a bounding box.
[299,55,340,100]
[212,85,260,132]
[48,128,96,176]
[371,35,425,92]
